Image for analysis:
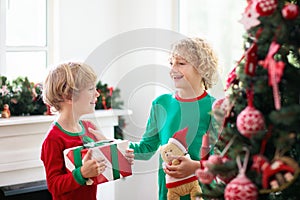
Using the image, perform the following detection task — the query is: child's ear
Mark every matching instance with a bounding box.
[62,94,73,103]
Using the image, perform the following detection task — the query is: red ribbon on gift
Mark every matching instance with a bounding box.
[259,41,285,110]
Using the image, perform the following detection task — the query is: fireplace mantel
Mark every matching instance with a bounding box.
[0,109,132,199]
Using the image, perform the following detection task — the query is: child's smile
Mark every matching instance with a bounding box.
[171,74,184,80]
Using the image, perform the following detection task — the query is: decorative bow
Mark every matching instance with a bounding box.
[259,41,285,110]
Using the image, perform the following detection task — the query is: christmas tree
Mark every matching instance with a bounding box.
[196,1,300,199]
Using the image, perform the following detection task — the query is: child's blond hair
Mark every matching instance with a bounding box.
[43,62,97,111]
[170,37,218,89]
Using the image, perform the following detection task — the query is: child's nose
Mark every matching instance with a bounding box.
[170,64,179,72]
[95,90,100,97]
[171,62,176,69]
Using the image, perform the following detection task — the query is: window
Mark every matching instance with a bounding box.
[0,0,50,83]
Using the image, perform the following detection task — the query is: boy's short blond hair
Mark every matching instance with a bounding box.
[170,37,218,89]
[43,62,97,111]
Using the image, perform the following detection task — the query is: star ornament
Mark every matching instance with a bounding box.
[239,6,261,30]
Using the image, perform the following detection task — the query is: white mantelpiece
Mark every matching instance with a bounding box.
[0,109,132,199]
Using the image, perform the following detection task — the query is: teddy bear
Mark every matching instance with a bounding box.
[160,127,202,200]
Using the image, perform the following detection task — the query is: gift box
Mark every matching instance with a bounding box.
[64,139,132,185]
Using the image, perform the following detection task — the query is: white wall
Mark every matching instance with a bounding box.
[56,0,179,62]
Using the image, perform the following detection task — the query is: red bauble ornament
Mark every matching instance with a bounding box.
[220,97,230,114]
[212,98,225,112]
[212,98,225,118]
[212,97,230,116]
[196,167,215,184]
[212,98,229,123]
[236,105,265,138]
[255,0,278,16]
[282,3,299,20]
[225,148,258,200]
[224,173,258,200]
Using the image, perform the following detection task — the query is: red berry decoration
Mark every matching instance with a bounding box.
[236,105,265,138]
[255,0,278,16]
[282,3,299,20]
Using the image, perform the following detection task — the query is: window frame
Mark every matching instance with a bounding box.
[0,0,53,80]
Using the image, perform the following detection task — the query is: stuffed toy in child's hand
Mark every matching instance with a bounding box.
[160,127,202,200]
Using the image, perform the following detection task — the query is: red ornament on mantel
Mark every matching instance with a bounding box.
[282,3,299,20]
[1,104,11,118]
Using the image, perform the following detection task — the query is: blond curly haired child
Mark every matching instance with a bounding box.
[129,37,219,200]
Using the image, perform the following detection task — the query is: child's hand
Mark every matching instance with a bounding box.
[125,149,134,165]
[164,156,200,179]
[81,149,106,178]
[88,127,107,141]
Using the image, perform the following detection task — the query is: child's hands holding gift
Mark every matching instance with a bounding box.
[80,149,106,178]
[125,149,134,165]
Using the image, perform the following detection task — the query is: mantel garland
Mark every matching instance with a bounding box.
[0,76,125,139]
